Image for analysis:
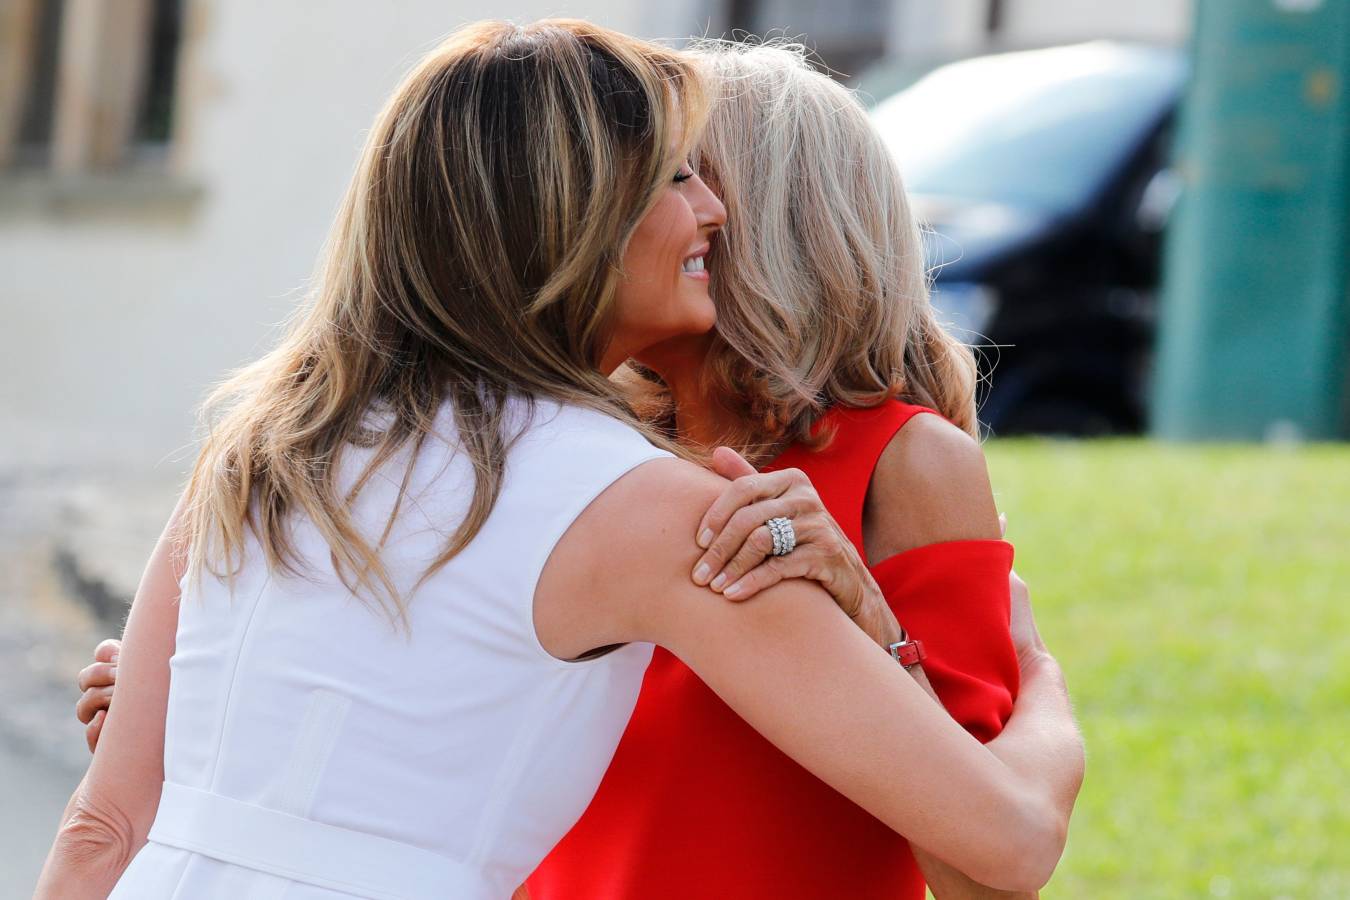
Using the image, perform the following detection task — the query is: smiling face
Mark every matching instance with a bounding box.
[600,161,726,373]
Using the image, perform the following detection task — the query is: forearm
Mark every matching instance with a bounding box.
[914,845,1038,899]
[37,501,181,898]
[34,778,144,900]
[902,666,1038,899]
[985,651,1084,838]
[865,577,1043,895]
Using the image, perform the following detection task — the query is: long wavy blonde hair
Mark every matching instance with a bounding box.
[682,41,978,461]
[180,20,705,623]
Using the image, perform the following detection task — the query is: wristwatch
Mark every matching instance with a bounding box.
[887,626,927,671]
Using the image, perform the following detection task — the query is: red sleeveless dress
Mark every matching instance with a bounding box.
[526,401,1019,899]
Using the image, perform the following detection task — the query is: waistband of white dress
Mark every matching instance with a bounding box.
[147,781,498,900]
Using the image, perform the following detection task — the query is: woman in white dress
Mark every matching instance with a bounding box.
[36,19,1082,900]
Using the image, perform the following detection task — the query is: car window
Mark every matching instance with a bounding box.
[870,43,1185,215]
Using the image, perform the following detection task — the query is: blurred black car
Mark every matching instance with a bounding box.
[869,42,1188,436]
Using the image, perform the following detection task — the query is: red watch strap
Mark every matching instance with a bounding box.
[889,638,927,669]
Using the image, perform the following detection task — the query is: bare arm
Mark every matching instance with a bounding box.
[682,418,1081,895]
[541,459,1080,893]
[907,668,1048,900]
[867,415,1063,898]
[35,498,185,899]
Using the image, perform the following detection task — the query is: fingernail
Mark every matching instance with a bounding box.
[108,666,118,678]
[698,529,714,549]
[711,573,727,591]
[693,563,711,584]
[724,581,743,598]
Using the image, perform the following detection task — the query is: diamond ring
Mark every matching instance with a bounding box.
[766,516,796,556]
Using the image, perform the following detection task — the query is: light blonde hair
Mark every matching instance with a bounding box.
[683,40,978,461]
[180,20,705,623]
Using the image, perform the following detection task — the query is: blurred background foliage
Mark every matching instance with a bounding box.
[989,440,1350,897]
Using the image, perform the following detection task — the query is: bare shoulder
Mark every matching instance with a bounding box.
[565,457,725,567]
[535,457,728,658]
[541,453,860,664]
[586,456,726,521]
[863,413,1001,562]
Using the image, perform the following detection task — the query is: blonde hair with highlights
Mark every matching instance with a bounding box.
[180,20,705,623]
[688,41,978,461]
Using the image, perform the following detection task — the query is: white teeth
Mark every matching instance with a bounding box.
[682,256,705,274]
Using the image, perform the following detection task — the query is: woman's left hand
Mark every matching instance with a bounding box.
[693,447,900,646]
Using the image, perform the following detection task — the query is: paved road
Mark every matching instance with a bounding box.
[0,731,81,899]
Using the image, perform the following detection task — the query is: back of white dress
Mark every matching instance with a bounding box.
[109,397,673,900]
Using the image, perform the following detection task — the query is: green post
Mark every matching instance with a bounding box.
[1152,0,1350,440]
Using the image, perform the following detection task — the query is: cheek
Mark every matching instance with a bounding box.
[608,190,711,351]
[627,192,696,284]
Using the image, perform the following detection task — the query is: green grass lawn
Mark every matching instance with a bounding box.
[983,440,1350,899]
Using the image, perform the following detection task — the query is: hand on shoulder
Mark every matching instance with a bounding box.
[538,454,858,658]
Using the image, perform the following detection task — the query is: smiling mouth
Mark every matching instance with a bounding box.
[681,244,711,279]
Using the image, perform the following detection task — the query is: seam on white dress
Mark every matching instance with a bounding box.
[206,572,273,792]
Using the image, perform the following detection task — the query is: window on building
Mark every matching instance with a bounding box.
[11,0,64,168]
[130,0,184,160]
[1,0,185,173]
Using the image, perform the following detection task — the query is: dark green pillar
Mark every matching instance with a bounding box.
[1152,0,1350,440]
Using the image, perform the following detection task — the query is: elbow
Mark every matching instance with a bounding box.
[43,790,141,891]
[903,783,1069,893]
[974,790,1071,893]
[970,722,1085,891]
[1010,792,1071,892]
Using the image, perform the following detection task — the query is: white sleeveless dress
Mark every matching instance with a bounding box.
[109,398,673,899]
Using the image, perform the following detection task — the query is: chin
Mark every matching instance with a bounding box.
[682,294,718,335]
[689,306,717,335]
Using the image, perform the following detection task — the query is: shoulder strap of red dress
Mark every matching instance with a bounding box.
[765,399,940,555]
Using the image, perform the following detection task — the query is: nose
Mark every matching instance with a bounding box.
[690,174,727,234]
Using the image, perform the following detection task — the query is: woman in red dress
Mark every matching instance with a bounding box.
[522,42,1080,898]
[75,39,1083,897]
